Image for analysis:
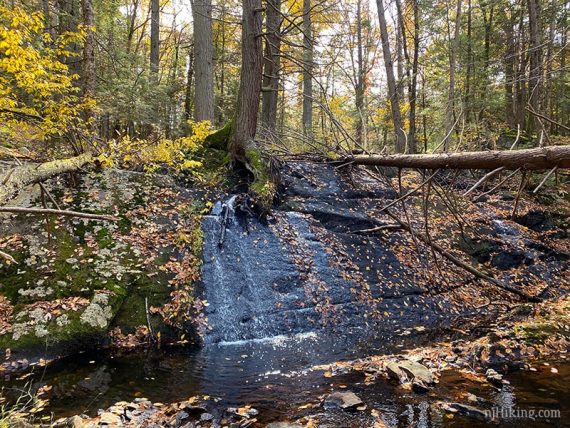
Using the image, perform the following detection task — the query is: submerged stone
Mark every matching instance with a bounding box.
[323,391,365,411]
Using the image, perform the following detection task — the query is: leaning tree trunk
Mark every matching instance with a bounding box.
[0,153,92,205]
[347,146,570,170]
[192,0,215,123]
[228,0,263,164]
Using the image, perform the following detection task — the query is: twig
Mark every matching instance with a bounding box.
[38,182,61,210]
[354,223,402,234]
[145,297,156,344]
[0,207,118,221]
[525,106,570,132]
[511,171,528,219]
[509,124,521,150]
[473,168,522,201]
[376,169,440,214]
[0,249,17,264]
[532,165,558,194]
[463,167,505,196]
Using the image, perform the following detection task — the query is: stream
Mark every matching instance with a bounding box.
[2,334,568,426]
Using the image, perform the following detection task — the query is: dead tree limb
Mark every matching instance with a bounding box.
[532,165,558,194]
[0,207,118,221]
[525,107,570,133]
[463,167,505,196]
[347,146,570,170]
[0,153,92,205]
[383,209,541,302]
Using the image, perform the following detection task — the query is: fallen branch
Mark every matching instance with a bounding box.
[474,168,522,201]
[348,146,570,170]
[0,206,118,221]
[463,167,505,196]
[525,107,570,133]
[376,169,440,214]
[383,209,541,302]
[532,165,558,194]
[0,153,92,204]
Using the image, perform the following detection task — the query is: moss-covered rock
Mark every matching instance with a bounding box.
[0,168,206,365]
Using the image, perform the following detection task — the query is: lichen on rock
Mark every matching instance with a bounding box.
[80,293,114,329]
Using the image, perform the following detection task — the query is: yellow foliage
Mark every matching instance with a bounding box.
[97,121,211,173]
[0,6,92,144]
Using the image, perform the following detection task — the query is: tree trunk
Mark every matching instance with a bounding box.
[192,0,215,122]
[355,0,366,148]
[184,46,195,123]
[150,0,160,74]
[81,0,96,130]
[478,1,493,121]
[443,0,461,151]
[504,7,516,128]
[261,0,282,133]
[348,146,570,170]
[0,154,93,205]
[376,0,406,153]
[302,0,314,139]
[527,0,542,133]
[229,0,263,164]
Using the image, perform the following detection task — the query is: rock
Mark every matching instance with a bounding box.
[4,417,35,428]
[386,362,406,383]
[398,360,437,385]
[411,379,430,393]
[323,391,365,411]
[200,412,214,421]
[99,412,122,425]
[443,402,487,419]
[491,250,531,270]
[266,423,304,428]
[386,359,437,392]
[485,368,504,387]
[68,416,87,428]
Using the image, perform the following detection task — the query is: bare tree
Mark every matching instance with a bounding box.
[192,0,215,122]
[527,0,542,132]
[81,0,95,128]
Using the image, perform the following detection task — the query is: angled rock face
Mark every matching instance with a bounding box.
[201,162,568,345]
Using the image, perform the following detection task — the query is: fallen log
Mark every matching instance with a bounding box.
[0,153,92,204]
[347,146,570,170]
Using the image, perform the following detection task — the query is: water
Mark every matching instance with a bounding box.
[2,337,568,426]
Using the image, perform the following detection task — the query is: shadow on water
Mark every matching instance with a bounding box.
[1,332,569,427]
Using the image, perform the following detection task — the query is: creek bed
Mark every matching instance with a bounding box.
[1,331,568,427]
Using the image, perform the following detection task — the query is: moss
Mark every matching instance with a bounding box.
[514,323,559,345]
[246,147,276,210]
[203,121,233,151]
